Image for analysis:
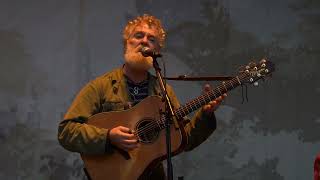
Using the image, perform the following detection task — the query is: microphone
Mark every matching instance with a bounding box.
[140,47,162,58]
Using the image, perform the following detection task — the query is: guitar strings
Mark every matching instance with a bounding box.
[134,77,248,139]
[133,74,248,138]
[175,73,246,117]
[133,73,249,139]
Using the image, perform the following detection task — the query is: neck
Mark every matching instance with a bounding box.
[123,64,149,84]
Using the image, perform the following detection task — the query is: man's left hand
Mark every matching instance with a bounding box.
[202,83,227,113]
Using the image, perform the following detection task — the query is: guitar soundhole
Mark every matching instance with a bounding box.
[135,119,159,144]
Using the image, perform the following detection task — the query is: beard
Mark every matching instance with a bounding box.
[124,46,153,71]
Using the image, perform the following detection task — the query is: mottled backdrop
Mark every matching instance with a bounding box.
[0,0,319,179]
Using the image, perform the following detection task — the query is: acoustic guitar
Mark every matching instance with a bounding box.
[81,59,275,180]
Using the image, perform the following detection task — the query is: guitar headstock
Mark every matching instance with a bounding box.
[239,59,275,85]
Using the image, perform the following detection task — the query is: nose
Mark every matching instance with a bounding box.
[141,35,149,45]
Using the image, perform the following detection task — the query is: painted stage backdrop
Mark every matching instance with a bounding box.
[0,0,319,179]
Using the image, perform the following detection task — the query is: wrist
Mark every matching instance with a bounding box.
[105,129,114,153]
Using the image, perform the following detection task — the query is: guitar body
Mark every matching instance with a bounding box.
[81,96,187,180]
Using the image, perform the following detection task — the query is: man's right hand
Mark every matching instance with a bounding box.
[109,126,139,151]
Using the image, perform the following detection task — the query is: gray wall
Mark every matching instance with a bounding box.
[0,0,319,179]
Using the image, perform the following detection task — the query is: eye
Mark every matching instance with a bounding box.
[133,32,144,39]
[148,36,157,44]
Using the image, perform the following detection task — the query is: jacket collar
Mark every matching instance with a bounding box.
[110,66,161,103]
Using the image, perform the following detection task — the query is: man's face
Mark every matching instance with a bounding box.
[124,23,161,71]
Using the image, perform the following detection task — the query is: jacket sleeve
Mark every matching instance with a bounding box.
[166,85,217,151]
[58,79,112,155]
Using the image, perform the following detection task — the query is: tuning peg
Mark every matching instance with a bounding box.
[257,73,261,77]
[265,69,269,73]
[253,67,257,70]
[250,78,254,82]
[261,63,266,68]
[254,82,259,86]
[260,59,267,63]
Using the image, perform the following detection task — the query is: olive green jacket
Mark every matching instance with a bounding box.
[58,67,217,177]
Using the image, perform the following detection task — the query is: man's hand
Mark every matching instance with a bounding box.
[109,126,139,151]
[202,83,227,113]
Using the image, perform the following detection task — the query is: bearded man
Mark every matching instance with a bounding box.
[58,14,226,180]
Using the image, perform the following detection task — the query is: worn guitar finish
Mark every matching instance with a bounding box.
[81,60,275,180]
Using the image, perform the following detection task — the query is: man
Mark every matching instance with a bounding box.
[58,14,226,179]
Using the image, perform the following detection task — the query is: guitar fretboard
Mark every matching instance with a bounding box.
[174,72,249,119]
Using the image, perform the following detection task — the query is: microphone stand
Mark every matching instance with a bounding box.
[147,51,233,180]
[151,54,176,180]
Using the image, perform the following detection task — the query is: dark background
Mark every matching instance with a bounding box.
[0,0,319,179]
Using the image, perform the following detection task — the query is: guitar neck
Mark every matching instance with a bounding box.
[174,73,248,118]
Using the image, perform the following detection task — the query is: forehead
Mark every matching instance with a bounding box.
[131,23,158,37]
